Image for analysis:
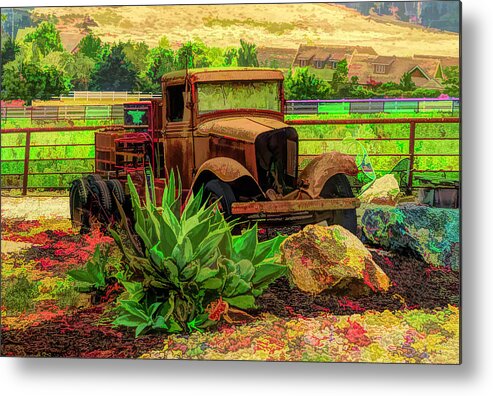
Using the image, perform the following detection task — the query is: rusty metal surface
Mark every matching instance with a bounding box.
[196,117,288,143]
[193,157,260,184]
[231,197,360,215]
[162,68,284,84]
[299,151,359,198]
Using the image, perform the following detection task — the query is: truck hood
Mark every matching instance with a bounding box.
[196,117,289,143]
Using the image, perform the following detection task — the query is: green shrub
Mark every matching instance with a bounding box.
[110,170,286,336]
[67,245,109,292]
[2,275,39,315]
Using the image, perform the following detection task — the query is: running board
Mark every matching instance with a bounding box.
[231,197,360,215]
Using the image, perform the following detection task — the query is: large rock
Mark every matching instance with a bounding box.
[361,204,459,270]
[281,225,390,295]
[359,174,400,206]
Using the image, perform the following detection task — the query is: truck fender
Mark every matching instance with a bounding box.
[298,151,359,199]
[191,157,265,198]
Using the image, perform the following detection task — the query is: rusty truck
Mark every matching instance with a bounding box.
[69,68,360,233]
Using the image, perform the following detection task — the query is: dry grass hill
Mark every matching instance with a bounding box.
[33,3,459,58]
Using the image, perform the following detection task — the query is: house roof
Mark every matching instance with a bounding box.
[414,54,459,71]
[371,56,396,65]
[257,47,298,68]
[348,54,443,88]
[59,31,86,53]
[293,44,377,65]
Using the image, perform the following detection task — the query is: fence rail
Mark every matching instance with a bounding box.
[1,117,459,194]
[1,98,460,122]
[285,117,460,192]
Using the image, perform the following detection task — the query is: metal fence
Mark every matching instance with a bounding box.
[1,105,124,121]
[285,117,460,192]
[1,117,459,194]
[285,98,460,115]
[55,91,162,101]
[1,98,460,122]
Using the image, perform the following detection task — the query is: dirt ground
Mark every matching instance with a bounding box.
[1,196,70,221]
[0,194,460,363]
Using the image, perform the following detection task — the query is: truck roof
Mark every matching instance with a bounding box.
[161,67,284,83]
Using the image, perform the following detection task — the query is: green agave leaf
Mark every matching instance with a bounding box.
[180,260,199,281]
[152,316,168,330]
[202,277,223,290]
[171,236,193,270]
[135,322,149,337]
[121,281,144,302]
[198,246,220,268]
[252,263,286,287]
[236,259,255,282]
[155,211,177,257]
[232,224,258,262]
[163,259,179,285]
[232,278,251,296]
[113,314,142,327]
[252,234,286,266]
[224,295,256,310]
[195,265,220,283]
[67,269,95,284]
[223,273,241,296]
[119,300,149,321]
[150,243,165,267]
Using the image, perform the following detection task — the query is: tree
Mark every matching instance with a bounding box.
[144,46,176,91]
[399,72,416,91]
[89,43,138,91]
[443,66,459,97]
[123,40,149,74]
[237,39,259,67]
[284,67,333,100]
[1,61,71,104]
[1,35,20,69]
[331,59,350,97]
[158,35,171,49]
[223,48,237,66]
[65,52,95,90]
[23,21,63,56]
[78,32,103,60]
[175,40,211,69]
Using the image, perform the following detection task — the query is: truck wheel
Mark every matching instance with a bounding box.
[90,179,112,213]
[69,178,91,232]
[106,179,125,205]
[320,174,357,234]
[204,179,236,217]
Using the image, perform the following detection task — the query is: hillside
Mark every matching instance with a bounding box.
[32,3,459,58]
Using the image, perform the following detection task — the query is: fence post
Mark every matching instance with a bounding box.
[407,121,416,194]
[22,130,31,195]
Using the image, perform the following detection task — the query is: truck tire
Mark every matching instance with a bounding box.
[319,173,357,234]
[90,179,112,213]
[106,179,125,205]
[204,179,236,217]
[69,177,91,232]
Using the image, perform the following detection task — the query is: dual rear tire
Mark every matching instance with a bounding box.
[69,176,125,232]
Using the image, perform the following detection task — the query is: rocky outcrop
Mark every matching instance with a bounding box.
[361,204,460,270]
[359,174,400,206]
[281,225,390,295]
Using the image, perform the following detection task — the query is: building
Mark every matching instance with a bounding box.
[347,54,455,89]
[292,44,377,70]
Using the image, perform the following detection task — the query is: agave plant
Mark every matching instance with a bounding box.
[110,170,286,336]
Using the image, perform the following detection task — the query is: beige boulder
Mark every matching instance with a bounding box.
[281,224,390,295]
[359,174,400,206]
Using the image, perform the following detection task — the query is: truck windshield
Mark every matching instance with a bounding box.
[197,81,280,114]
